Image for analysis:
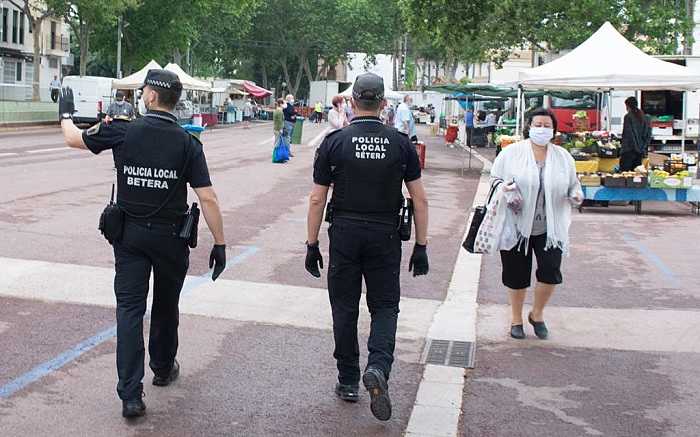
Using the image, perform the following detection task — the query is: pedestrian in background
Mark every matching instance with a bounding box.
[489,108,582,340]
[50,75,62,103]
[328,95,348,130]
[314,100,324,123]
[344,96,354,122]
[107,90,135,121]
[395,95,417,142]
[620,96,651,171]
[273,98,285,145]
[283,94,297,155]
[464,106,474,147]
[305,73,429,421]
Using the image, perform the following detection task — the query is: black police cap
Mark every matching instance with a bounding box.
[139,69,182,91]
[352,73,384,101]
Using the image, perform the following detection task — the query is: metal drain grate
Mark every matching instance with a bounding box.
[421,339,475,368]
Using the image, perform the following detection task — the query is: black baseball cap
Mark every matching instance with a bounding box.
[352,73,384,101]
[139,69,182,91]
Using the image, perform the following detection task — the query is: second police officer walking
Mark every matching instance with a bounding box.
[58,69,227,419]
[305,73,430,421]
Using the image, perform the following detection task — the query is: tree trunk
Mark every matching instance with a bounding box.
[173,48,182,65]
[261,63,268,90]
[32,19,42,101]
[685,0,695,55]
[79,21,89,77]
[303,55,316,90]
[392,39,398,91]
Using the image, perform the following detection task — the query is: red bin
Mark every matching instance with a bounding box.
[445,124,458,143]
[415,141,426,169]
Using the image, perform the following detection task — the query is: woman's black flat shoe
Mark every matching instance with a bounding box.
[510,324,525,339]
[528,313,549,339]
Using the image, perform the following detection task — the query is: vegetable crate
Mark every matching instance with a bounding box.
[649,174,693,189]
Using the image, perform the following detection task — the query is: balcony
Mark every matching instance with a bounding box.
[45,34,69,54]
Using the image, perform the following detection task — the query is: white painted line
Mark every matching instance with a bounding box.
[0,152,19,157]
[0,256,439,341]
[25,147,70,154]
[405,152,493,437]
[308,128,329,148]
[256,135,275,147]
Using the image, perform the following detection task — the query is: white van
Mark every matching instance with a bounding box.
[61,75,114,124]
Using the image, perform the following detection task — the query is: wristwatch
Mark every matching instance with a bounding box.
[60,113,72,120]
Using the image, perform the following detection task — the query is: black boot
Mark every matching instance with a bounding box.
[122,396,146,418]
[335,383,360,403]
[362,367,392,421]
[152,359,180,387]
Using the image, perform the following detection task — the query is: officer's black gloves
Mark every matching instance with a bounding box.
[58,87,75,120]
[409,243,429,277]
[305,241,324,278]
[209,244,226,281]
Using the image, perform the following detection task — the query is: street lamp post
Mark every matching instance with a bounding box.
[116,16,123,79]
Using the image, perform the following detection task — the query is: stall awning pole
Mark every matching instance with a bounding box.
[515,87,522,135]
[682,91,687,154]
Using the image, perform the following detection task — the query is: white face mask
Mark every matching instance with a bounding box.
[529,127,553,146]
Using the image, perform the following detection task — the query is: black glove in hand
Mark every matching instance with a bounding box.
[209,244,226,281]
[305,242,323,278]
[409,243,429,277]
[58,87,75,119]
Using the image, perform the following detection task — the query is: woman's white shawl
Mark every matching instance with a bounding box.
[489,139,582,255]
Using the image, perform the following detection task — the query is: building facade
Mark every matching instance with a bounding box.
[0,1,70,101]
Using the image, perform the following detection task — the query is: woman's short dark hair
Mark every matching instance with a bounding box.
[624,96,644,121]
[524,107,558,139]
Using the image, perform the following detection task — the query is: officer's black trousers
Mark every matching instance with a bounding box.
[327,219,401,386]
[112,221,189,400]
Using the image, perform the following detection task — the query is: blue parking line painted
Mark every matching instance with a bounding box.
[0,245,258,399]
[622,233,680,287]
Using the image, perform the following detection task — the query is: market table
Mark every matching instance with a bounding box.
[580,185,700,214]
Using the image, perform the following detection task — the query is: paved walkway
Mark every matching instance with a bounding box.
[461,149,700,436]
[0,123,483,436]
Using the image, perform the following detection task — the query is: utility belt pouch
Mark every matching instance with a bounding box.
[179,202,200,248]
[398,198,414,241]
[324,201,335,223]
[98,184,124,245]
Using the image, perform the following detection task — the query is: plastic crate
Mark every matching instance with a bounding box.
[598,147,619,158]
[626,175,648,188]
[649,174,693,189]
[603,175,627,187]
[579,174,601,187]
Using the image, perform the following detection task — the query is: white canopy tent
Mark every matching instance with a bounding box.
[112,60,162,89]
[519,22,700,91]
[164,63,212,92]
[517,22,700,151]
[340,85,403,101]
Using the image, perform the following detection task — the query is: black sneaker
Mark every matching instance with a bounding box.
[335,383,360,403]
[152,359,180,387]
[122,396,146,418]
[362,367,392,421]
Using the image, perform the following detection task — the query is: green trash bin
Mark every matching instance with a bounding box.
[291,116,305,144]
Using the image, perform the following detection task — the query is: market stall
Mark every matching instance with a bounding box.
[515,22,700,214]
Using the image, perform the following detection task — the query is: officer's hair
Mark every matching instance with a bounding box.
[152,87,182,110]
[354,99,381,112]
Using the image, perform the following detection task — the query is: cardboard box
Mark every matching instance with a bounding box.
[649,174,693,189]
[652,127,673,136]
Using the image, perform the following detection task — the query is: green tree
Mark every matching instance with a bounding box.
[48,0,136,77]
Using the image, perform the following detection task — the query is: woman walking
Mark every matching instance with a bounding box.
[328,95,349,130]
[490,108,583,340]
[620,97,651,171]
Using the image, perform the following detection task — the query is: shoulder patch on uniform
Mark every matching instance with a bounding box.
[188,132,203,147]
[86,123,101,136]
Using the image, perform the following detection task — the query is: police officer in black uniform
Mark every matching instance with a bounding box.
[305,73,429,421]
[58,70,227,418]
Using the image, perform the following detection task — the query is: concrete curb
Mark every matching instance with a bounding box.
[405,148,493,437]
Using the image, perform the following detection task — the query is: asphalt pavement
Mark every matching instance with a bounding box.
[0,121,480,436]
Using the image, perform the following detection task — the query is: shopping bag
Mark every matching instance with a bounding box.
[272,135,290,163]
[463,180,503,253]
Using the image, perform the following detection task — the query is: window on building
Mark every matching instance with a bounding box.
[12,10,17,43]
[3,60,16,84]
[0,8,6,42]
[51,21,56,50]
[49,57,58,69]
[16,61,22,82]
[19,12,24,44]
